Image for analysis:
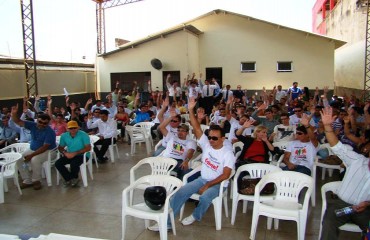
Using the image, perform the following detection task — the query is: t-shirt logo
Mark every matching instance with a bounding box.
[172,143,185,155]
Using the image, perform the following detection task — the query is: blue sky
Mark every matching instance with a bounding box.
[0,0,315,63]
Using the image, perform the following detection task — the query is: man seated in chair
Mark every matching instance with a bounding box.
[320,107,370,240]
[87,109,117,164]
[149,97,235,231]
[281,114,319,176]
[55,121,91,187]
[158,109,196,180]
[11,104,56,190]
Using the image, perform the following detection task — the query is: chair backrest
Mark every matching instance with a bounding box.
[258,171,313,203]
[141,157,177,175]
[134,122,154,129]
[200,124,209,132]
[232,141,244,154]
[0,152,23,175]
[125,175,183,209]
[235,163,282,179]
[130,157,178,184]
[89,135,100,144]
[272,141,290,150]
[0,143,30,154]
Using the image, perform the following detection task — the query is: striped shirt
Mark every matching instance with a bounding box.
[331,141,370,205]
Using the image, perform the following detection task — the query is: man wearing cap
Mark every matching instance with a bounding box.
[55,121,91,187]
[158,110,196,180]
[11,104,56,190]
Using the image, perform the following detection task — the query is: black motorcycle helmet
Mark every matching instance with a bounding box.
[144,186,167,210]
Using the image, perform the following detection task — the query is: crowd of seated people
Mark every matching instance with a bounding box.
[1,75,369,238]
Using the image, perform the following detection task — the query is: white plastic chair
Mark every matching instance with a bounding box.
[232,141,244,155]
[89,135,100,168]
[270,141,290,164]
[56,150,94,187]
[314,143,342,180]
[179,165,235,230]
[42,147,59,186]
[250,171,313,240]
[277,155,317,207]
[0,153,23,196]
[200,124,209,133]
[318,181,362,239]
[154,140,163,152]
[134,122,155,146]
[130,157,177,185]
[122,175,183,240]
[107,129,120,163]
[230,163,282,225]
[126,125,151,155]
[0,143,30,154]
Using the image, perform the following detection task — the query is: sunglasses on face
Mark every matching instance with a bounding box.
[38,120,49,125]
[294,110,302,112]
[208,136,219,141]
[296,132,304,135]
[171,120,179,123]
[68,127,78,130]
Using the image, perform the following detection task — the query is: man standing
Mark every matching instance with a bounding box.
[149,97,235,230]
[55,121,91,187]
[287,81,303,100]
[274,85,287,103]
[200,78,219,115]
[11,104,56,190]
[320,107,370,240]
[221,85,233,103]
[87,109,117,163]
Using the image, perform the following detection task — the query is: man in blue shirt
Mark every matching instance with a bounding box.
[287,82,303,100]
[55,121,91,187]
[11,104,56,190]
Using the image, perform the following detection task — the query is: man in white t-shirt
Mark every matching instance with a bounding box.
[158,112,196,180]
[282,115,319,176]
[289,105,315,127]
[269,112,296,143]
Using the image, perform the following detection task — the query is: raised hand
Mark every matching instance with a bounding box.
[243,119,255,128]
[188,97,196,110]
[11,104,19,115]
[300,114,310,127]
[320,107,336,126]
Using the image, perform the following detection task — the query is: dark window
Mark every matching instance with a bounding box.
[241,62,256,72]
[277,61,293,72]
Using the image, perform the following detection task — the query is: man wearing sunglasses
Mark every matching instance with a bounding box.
[158,111,196,180]
[281,114,319,176]
[169,97,235,227]
[55,121,91,187]
[289,105,315,127]
[11,104,56,190]
[320,107,370,240]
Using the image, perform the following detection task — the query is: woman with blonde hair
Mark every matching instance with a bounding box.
[235,120,275,188]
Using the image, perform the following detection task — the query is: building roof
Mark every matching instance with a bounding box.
[100,24,203,57]
[100,9,346,57]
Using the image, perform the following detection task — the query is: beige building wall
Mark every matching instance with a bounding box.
[98,10,340,92]
[191,13,336,89]
[0,65,95,100]
[97,31,200,92]
[322,0,367,93]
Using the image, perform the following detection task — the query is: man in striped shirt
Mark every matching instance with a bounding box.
[320,107,370,240]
